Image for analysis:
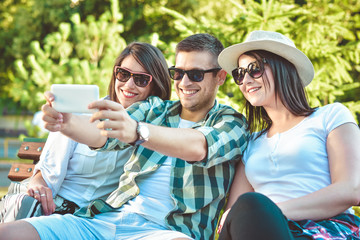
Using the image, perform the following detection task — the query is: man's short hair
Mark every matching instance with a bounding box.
[176,33,224,67]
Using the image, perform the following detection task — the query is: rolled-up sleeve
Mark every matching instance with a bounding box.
[94,96,165,152]
[195,109,249,168]
[34,132,77,196]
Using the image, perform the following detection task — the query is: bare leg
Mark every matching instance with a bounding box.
[0,220,40,240]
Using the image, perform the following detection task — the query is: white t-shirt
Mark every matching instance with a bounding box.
[120,118,195,227]
[243,103,357,203]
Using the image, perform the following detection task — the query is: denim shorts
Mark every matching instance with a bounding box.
[25,211,193,240]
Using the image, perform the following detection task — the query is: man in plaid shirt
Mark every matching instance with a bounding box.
[0,34,248,240]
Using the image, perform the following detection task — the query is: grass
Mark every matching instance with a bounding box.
[353,206,360,218]
[0,158,32,164]
[0,158,14,198]
[0,187,7,198]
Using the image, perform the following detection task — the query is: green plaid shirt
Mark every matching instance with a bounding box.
[75,96,249,240]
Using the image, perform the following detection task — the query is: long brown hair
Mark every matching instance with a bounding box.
[243,50,315,137]
[108,42,171,102]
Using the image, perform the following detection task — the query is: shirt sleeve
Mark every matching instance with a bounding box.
[324,103,357,135]
[95,96,165,152]
[195,108,249,168]
[34,132,77,197]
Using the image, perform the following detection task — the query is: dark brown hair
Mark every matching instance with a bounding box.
[108,42,171,102]
[176,33,224,68]
[242,50,315,137]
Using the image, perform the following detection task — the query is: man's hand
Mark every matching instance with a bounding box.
[88,100,138,144]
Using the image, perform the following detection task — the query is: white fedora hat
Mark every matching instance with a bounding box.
[218,30,314,86]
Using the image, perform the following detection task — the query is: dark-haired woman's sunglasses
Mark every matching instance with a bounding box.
[168,67,221,82]
[114,66,152,87]
[231,58,267,85]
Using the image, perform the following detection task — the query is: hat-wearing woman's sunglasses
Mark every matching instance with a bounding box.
[231,58,267,85]
[114,66,153,87]
[168,67,221,82]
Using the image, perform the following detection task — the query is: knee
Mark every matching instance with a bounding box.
[0,224,5,240]
[224,192,281,229]
[0,222,15,240]
[0,220,40,240]
[232,192,274,212]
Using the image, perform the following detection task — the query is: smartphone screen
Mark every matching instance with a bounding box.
[51,84,99,113]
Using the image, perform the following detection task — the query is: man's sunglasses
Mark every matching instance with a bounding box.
[168,67,221,82]
[231,58,267,85]
[114,66,152,87]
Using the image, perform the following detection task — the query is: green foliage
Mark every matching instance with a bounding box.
[0,0,112,114]
[7,9,126,112]
[1,0,360,124]
[353,206,360,218]
[19,120,49,140]
[118,0,195,44]
[158,0,360,123]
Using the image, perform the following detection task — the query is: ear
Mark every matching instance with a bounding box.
[217,69,227,86]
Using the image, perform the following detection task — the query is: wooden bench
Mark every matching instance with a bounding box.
[7,138,46,181]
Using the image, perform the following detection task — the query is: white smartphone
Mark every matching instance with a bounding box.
[51,84,99,113]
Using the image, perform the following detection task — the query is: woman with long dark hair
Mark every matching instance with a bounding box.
[217,30,360,239]
[0,42,171,222]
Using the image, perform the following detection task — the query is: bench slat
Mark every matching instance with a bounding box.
[8,163,36,181]
[16,141,46,164]
[7,138,46,181]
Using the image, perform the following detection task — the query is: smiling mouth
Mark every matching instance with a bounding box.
[248,87,261,93]
[122,90,137,97]
[181,89,198,95]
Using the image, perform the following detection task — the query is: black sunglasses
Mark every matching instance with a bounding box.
[168,67,221,82]
[231,58,267,85]
[114,66,153,87]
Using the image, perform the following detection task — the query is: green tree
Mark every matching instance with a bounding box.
[7,8,126,112]
[159,0,360,123]
[0,0,112,114]
[3,0,360,124]
[1,0,197,114]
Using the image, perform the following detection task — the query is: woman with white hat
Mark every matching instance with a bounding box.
[217,30,360,239]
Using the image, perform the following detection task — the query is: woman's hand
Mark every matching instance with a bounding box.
[88,100,138,144]
[41,91,72,132]
[27,185,56,216]
[27,171,56,216]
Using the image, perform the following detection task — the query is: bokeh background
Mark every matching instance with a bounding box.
[1,0,360,196]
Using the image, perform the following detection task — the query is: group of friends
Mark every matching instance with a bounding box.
[0,30,360,240]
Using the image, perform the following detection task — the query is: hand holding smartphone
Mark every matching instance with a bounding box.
[51,84,99,113]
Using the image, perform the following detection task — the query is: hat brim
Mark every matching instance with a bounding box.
[218,40,314,86]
